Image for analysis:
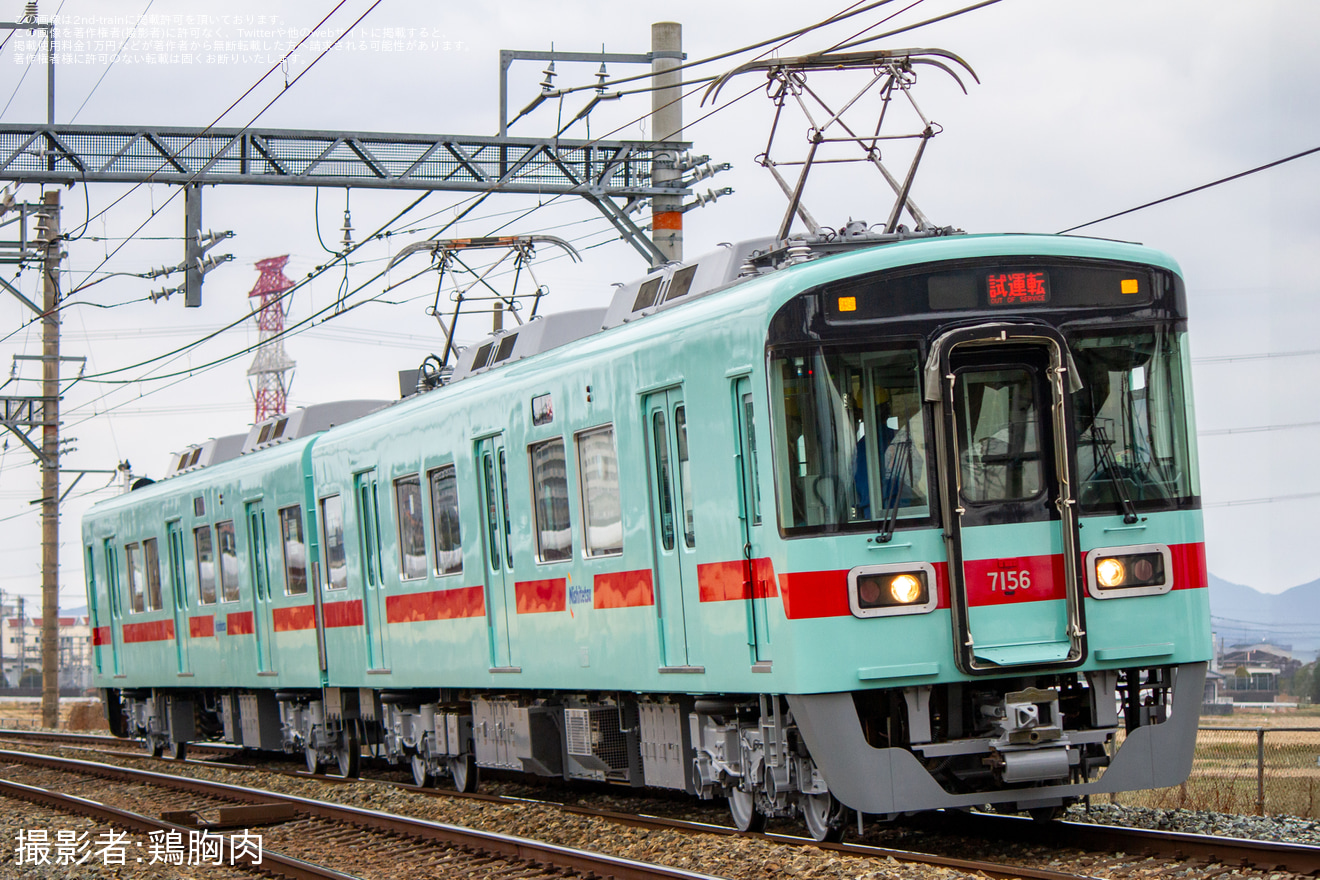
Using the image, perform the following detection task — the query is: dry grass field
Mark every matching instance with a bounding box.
[1108,707,1320,817]
[0,697,108,732]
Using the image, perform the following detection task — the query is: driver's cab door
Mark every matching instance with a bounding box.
[931,324,1087,673]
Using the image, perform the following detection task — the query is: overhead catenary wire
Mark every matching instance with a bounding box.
[51,0,982,431]
[61,0,368,295]
[68,0,156,123]
[1058,145,1320,234]
[0,0,65,120]
[54,0,934,379]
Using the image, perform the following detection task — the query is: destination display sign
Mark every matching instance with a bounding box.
[821,262,1156,322]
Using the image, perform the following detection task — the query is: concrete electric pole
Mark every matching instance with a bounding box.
[650,22,683,265]
[40,188,60,728]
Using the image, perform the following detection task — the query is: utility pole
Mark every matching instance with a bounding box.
[39,189,59,727]
[650,22,684,265]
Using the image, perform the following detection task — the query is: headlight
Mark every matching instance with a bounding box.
[848,563,937,618]
[1095,557,1126,588]
[1085,545,1173,598]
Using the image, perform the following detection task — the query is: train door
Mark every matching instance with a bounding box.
[165,521,191,675]
[932,325,1086,672]
[244,502,277,674]
[733,377,771,665]
[102,539,124,675]
[476,435,515,670]
[644,387,700,670]
[85,546,104,675]
[353,471,389,671]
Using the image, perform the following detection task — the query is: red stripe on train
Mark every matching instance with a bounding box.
[189,615,214,638]
[386,586,485,623]
[1169,542,1207,590]
[698,558,779,602]
[92,626,110,646]
[272,604,317,632]
[226,611,254,636]
[322,599,364,628]
[515,578,566,614]
[594,570,655,608]
[122,619,174,643]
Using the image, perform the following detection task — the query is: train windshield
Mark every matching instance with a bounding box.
[770,346,930,534]
[1070,326,1198,512]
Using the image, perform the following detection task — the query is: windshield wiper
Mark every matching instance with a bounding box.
[877,438,912,543]
[1091,423,1138,524]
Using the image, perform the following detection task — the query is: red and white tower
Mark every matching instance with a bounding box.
[246,255,296,423]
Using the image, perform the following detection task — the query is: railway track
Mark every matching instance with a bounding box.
[4,730,1319,878]
[0,744,1090,880]
[0,749,728,880]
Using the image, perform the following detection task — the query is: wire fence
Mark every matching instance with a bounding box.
[1111,726,1320,817]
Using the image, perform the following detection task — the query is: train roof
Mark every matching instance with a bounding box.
[124,228,1182,493]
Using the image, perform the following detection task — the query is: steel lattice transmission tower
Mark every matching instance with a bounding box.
[246,255,296,423]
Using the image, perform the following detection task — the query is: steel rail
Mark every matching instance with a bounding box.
[910,809,1320,876]
[0,776,361,880]
[0,749,725,880]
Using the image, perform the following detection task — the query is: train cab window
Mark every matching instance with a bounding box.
[1071,327,1197,511]
[394,475,428,580]
[320,495,349,590]
[278,506,308,595]
[143,538,164,611]
[429,465,463,576]
[125,542,145,613]
[194,525,217,605]
[771,347,929,534]
[529,438,572,562]
[577,426,623,557]
[216,520,240,602]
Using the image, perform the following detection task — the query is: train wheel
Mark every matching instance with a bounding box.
[411,752,433,788]
[449,755,477,793]
[728,786,766,833]
[166,740,188,762]
[336,729,360,779]
[305,745,324,774]
[144,737,163,758]
[801,792,847,843]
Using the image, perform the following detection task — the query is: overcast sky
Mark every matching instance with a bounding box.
[0,0,1315,617]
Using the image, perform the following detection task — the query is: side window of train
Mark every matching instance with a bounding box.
[320,494,349,590]
[125,542,145,613]
[394,475,428,581]
[143,538,164,611]
[577,425,623,557]
[216,520,240,602]
[529,437,572,563]
[428,465,462,576]
[278,505,308,595]
[194,525,217,605]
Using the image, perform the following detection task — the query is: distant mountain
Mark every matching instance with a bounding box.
[1209,573,1320,660]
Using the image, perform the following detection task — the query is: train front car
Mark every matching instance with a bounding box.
[745,233,1210,834]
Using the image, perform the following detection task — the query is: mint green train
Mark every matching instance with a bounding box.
[82,230,1211,840]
